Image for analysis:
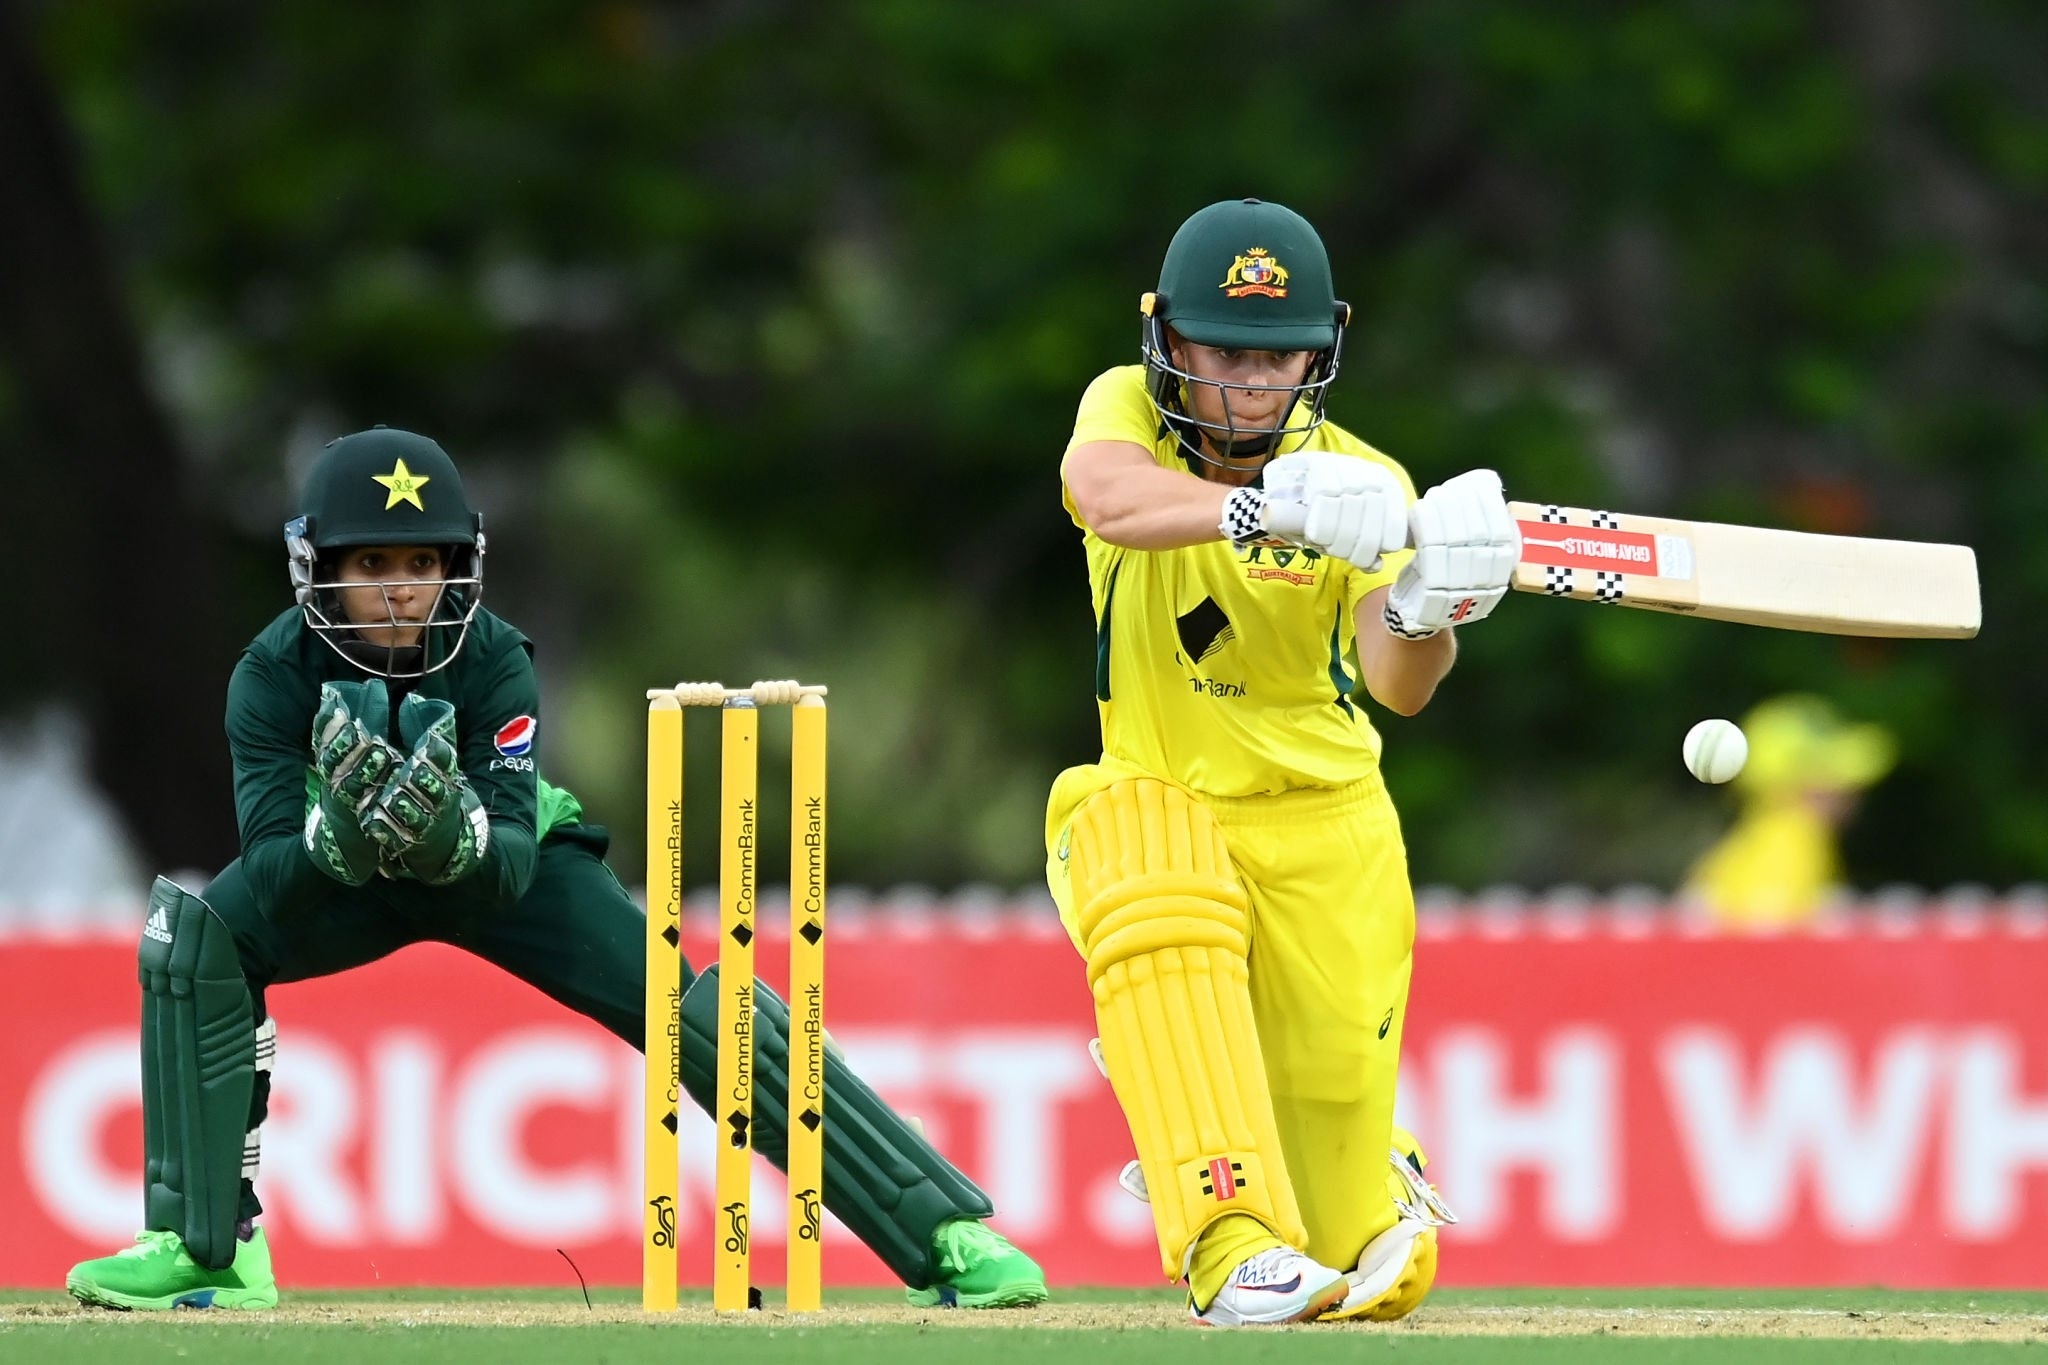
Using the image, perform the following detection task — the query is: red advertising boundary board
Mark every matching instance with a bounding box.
[6,915,2048,1289]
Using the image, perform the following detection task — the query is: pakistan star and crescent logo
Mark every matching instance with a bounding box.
[372,458,430,511]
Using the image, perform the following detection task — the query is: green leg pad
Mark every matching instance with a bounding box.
[139,877,256,1271]
[680,964,993,1287]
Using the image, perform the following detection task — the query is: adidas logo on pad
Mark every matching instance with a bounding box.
[143,906,174,944]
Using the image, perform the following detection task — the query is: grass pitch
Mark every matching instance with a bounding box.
[6,1286,2048,1362]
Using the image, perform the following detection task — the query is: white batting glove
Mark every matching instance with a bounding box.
[1385,469,1521,638]
[1220,452,1408,570]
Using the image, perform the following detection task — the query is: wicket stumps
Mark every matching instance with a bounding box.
[643,680,828,1313]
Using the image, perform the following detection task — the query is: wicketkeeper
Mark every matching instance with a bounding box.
[1047,198,1515,1325]
[66,427,1046,1312]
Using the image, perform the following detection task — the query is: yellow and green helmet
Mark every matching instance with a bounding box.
[284,427,486,678]
[1140,198,1351,467]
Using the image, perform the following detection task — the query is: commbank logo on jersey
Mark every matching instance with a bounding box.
[1220,247,1289,299]
[1176,598,1235,665]
[493,715,536,756]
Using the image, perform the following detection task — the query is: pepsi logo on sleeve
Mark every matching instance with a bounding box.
[493,715,537,757]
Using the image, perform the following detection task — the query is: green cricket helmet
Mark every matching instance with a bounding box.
[1140,198,1351,468]
[284,426,486,678]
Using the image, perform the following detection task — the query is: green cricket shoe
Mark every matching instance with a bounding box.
[66,1227,278,1311]
[906,1218,1049,1309]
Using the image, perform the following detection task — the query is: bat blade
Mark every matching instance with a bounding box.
[1507,501,1980,639]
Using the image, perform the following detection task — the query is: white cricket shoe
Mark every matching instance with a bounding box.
[1190,1247,1348,1326]
[1317,1217,1435,1321]
[1319,1146,1459,1322]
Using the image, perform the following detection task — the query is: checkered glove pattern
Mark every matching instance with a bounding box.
[1249,452,1408,569]
[1383,599,1443,640]
[1219,486,1267,547]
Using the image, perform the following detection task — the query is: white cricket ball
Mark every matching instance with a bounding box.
[1683,718,1748,784]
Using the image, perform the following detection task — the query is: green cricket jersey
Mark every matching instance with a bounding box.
[226,606,583,912]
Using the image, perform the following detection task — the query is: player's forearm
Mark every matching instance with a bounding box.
[1357,591,1458,716]
[475,821,538,906]
[241,832,330,911]
[232,760,334,907]
[1064,443,1232,550]
[1363,630,1456,715]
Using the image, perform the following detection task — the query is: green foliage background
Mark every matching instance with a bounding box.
[17,0,2048,891]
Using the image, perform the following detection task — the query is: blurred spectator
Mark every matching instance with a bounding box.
[1681,695,1896,929]
[0,707,147,925]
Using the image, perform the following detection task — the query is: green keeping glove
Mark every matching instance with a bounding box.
[364,694,488,885]
[305,680,399,885]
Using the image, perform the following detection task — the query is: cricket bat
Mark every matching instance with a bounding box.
[1508,501,1981,639]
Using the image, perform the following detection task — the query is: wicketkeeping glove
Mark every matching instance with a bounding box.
[1220,451,1409,569]
[1384,468,1521,638]
[363,694,489,885]
[305,680,400,886]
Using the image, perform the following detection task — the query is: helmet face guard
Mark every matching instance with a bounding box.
[287,516,486,679]
[286,427,487,678]
[1141,298,1350,470]
[1141,198,1351,472]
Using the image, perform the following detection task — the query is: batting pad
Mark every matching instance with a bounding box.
[1070,778,1306,1276]
[139,876,257,1270]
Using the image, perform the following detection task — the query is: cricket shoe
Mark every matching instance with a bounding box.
[1316,1219,1441,1322]
[67,1227,278,1311]
[1319,1144,1458,1322]
[1191,1247,1348,1326]
[905,1218,1049,1309]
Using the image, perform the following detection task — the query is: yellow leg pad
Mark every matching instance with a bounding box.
[1071,779,1306,1277]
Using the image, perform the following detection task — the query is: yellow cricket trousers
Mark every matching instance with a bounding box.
[1047,761,1415,1273]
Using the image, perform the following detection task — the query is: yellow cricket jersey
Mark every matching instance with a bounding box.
[1682,800,1842,928]
[1062,365,1416,796]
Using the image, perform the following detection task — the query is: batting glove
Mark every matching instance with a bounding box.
[1385,469,1521,638]
[1221,451,1408,570]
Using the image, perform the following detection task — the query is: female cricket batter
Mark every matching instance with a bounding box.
[65,426,1045,1311]
[1047,198,1517,1325]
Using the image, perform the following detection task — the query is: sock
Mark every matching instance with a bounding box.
[1188,1214,1285,1311]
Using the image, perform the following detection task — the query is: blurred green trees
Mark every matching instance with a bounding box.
[4,0,2043,891]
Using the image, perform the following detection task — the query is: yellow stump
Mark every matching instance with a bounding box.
[714,699,758,1312]
[786,695,827,1312]
[641,696,682,1312]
